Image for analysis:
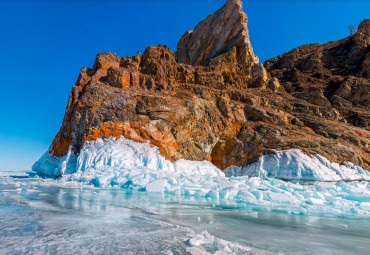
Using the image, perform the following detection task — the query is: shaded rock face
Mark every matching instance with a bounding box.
[48,1,370,171]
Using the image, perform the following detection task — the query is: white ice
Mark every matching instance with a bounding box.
[185,230,258,255]
[32,137,370,216]
[225,149,370,182]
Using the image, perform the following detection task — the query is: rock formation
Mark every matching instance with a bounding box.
[265,19,370,129]
[41,0,369,172]
[176,0,258,68]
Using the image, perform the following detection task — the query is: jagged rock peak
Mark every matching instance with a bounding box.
[176,0,259,67]
[358,19,370,33]
[357,19,370,44]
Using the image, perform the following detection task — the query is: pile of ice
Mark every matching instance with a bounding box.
[32,137,370,216]
[225,149,370,182]
[33,137,224,192]
[186,230,261,255]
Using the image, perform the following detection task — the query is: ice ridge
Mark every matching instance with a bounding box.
[32,137,370,216]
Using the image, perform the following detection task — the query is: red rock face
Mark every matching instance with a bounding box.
[49,2,370,170]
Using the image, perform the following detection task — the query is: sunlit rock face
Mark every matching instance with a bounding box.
[37,0,370,173]
[265,19,370,130]
[176,0,258,68]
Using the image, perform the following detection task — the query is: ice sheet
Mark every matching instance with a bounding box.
[1,176,369,254]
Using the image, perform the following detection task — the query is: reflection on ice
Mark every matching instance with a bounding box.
[0,176,266,254]
[1,176,370,254]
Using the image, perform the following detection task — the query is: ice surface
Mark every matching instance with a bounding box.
[185,230,259,255]
[32,137,370,216]
[1,176,369,254]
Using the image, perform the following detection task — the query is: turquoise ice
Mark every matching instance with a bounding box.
[31,137,370,217]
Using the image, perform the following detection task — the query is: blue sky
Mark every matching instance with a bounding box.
[0,0,369,171]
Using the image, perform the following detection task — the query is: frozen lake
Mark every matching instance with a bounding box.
[1,174,369,255]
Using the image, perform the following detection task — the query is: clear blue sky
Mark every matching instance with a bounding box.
[0,0,369,171]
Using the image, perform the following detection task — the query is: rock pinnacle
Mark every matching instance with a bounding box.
[176,0,259,67]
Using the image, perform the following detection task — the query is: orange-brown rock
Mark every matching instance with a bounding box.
[176,0,258,68]
[91,53,120,84]
[265,19,370,130]
[48,1,370,171]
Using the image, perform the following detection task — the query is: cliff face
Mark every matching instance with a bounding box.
[176,0,258,68]
[46,0,370,171]
[265,20,370,129]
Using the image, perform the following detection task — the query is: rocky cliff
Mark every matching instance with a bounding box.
[43,0,369,171]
